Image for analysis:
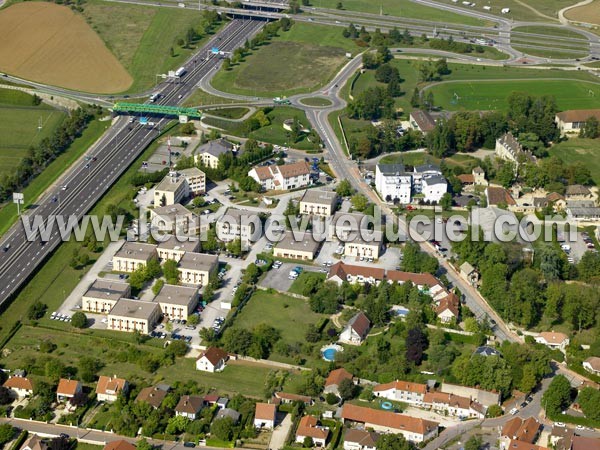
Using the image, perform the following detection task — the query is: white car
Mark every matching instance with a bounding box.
[575,425,585,430]
[509,408,519,415]
[554,422,565,428]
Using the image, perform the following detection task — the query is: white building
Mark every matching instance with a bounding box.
[295,415,329,447]
[254,403,277,429]
[534,332,570,353]
[339,311,371,345]
[215,208,260,246]
[96,375,128,402]
[373,380,428,406]
[3,376,33,399]
[375,164,412,204]
[248,161,311,191]
[421,175,448,203]
[583,357,600,376]
[196,347,228,372]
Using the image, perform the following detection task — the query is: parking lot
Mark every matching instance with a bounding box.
[564,231,597,263]
[259,262,322,292]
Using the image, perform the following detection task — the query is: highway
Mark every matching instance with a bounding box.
[0,17,265,308]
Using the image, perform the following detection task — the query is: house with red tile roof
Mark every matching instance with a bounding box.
[103,440,136,450]
[295,415,329,447]
[56,379,82,403]
[583,356,600,376]
[3,376,33,399]
[343,429,380,450]
[196,347,228,373]
[175,395,204,420]
[339,312,371,345]
[423,392,486,419]
[373,380,428,406]
[507,441,548,450]
[248,161,311,191]
[534,332,570,353]
[501,417,542,448]
[254,402,277,429]
[327,262,385,285]
[272,392,313,405]
[341,403,438,443]
[435,293,460,324]
[96,375,128,403]
[324,368,353,396]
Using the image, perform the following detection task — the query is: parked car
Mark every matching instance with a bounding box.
[509,408,519,415]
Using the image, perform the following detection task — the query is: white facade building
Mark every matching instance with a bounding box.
[375,164,412,204]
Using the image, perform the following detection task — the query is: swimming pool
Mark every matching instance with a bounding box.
[321,344,344,361]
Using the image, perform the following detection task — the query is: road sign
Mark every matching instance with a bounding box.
[13,192,24,215]
[211,47,220,54]
[168,70,176,77]
[140,117,149,125]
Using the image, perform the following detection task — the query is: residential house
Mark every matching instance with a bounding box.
[103,440,136,450]
[583,357,600,376]
[550,425,574,450]
[555,109,600,135]
[216,397,229,410]
[248,161,311,191]
[156,235,200,262]
[546,192,566,211]
[457,166,486,189]
[373,380,428,406]
[112,241,157,273]
[136,385,169,409]
[507,441,548,450]
[459,261,480,287]
[273,231,321,261]
[56,379,82,403]
[196,347,228,372]
[295,415,329,447]
[272,392,312,406]
[339,312,371,345]
[440,383,500,407]
[178,252,219,286]
[343,429,380,450]
[326,262,385,285]
[253,403,277,429]
[154,284,199,321]
[435,293,460,324]
[324,368,353,396]
[420,175,448,204]
[216,408,241,424]
[501,417,541,447]
[21,435,48,450]
[572,436,600,450]
[375,164,412,204]
[385,270,441,292]
[215,208,260,246]
[81,279,131,314]
[300,189,338,217]
[534,332,570,352]
[107,299,161,334]
[486,186,516,207]
[565,184,593,201]
[194,139,235,169]
[409,110,436,134]
[150,204,202,235]
[495,132,533,168]
[3,376,33,399]
[96,375,128,402]
[341,404,439,443]
[175,395,204,420]
[423,392,486,419]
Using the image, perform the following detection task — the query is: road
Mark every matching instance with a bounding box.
[0,18,265,308]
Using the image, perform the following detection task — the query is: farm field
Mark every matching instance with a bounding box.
[228,291,327,348]
[317,0,487,25]
[548,138,600,185]
[565,0,600,26]
[426,79,600,111]
[0,89,66,176]
[211,41,347,97]
[83,0,223,93]
[0,2,132,93]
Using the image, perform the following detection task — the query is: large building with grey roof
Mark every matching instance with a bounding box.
[178,252,219,286]
[154,284,199,320]
[107,299,161,334]
[82,279,131,313]
[299,189,338,217]
[112,241,157,273]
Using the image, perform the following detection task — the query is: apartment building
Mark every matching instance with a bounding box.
[215,208,260,246]
[150,203,202,235]
[248,161,311,191]
[178,252,219,286]
[194,138,235,169]
[107,299,161,334]
[112,241,157,273]
[154,284,199,321]
[299,189,338,217]
[156,234,200,262]
[373,380,428,406]
[375,164,412,204]
[82,279,131,314]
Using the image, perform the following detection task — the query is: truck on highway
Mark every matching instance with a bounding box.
[175,67,186,77]
[149,93,160,103]
[273,97,291,105]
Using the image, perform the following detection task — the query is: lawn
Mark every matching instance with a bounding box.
[207,107,251,120]
[228,290,327,346]
[0,118,109,237]
[0,89,66,176]
[82,0,223,93]
[431,0,575,22]
[379,151,481,172]
[300,97,333,107]
[511,25,587,39]
[288,272,326,295]
[316,0,487,25]
[184,88,250,107]
[511,46,588,59]
[211,41,347,98]
[427,79,600,111]
[548,138,600,184]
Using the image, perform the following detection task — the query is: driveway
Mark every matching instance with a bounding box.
[259,262,322,292]
[269,413,292,450]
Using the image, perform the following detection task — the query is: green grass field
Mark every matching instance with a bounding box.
[229,290,326,346]
[548,138,600,184]
[429,0,575,22]
[211,41,347,97]
[511,45,588,59]
[0,89,66,175]
[427,79,600,111]
[82,0,223,93]
[316,0,487,25]
[207,107,250,120]
[379,151,481,171]
[184,88,250,107]
[512,25,586,39]
[288,272,326,295]
[300,97,333,107]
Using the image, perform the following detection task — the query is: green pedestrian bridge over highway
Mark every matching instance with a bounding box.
[112,102,202,119]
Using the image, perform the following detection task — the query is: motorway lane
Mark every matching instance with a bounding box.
[0,18,265,307]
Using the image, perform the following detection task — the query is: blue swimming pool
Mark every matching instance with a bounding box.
[322,348,337,361]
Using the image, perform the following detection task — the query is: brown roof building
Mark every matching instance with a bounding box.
[555,109,600,135]
[175,395,204,419]
[507,441,548,450]
[340,312,371,345]
[409,110,436,134]
[22,435,48,450]
[273,392,312,405]
[486,186,516,206]
[327,262,385,285]
[96,375,128,402]
[103,440,137,450]
[296,415,329,445]
[136,385,168,409]
[572,436,600,450]
[502,417,541,444]
[3,376,33,392]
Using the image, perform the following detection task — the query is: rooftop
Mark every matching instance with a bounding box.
[327,262,385,282]
[57,378,80,396]
[538,332,569,344]
[410,109,436,132]
[346,311,371,337]
[176,395,204,414]
[136,385,168,409]
[154,284,198,306]
[486,186,516,206]
[178,252,218,272]
[325,368,353,387]
[156,234,200,252]
[300,189,338,206]
[108,299,159,320]
[151,203,198,221]
[114,241,157,261]
[341,403,438,435]
[155,171,187,193]
[296,415,329,440]
[555,109,600,123]
[198,138,234,157]
[255,402,277,420]
[83,279,130,301]
[3,376,33,391]
[275,231,321,254]
[377,163,409,177]
[373,380,427,395]
[96,375,127,395]
[104,440,136,450]
[343,429,380,448]
[272,160,311,178]
[199,347,228,365]
[178,167,205,178]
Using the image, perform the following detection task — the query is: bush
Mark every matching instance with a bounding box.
[71,312,87,329]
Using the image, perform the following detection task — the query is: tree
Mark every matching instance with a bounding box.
[137,439,153,450]
[338,378,357,400]
[336,179,354,197]
[163,259,180,284]
[336,1,343,8]
[303,437,314,448]
[377,433,413,450]
[578,387,600,421]
[542,375,572,416]
[166,415,190,434]
[226,238,243,256]
[486,404,503,418]
[405,327,428,365]
[211,417,235,441]
[0,424,13,445]
[464,435,483,450]
[580,116,599,139]
[78,356,103,383]
[27,301,46,320]
[222,58,231,71]
[410,88,420,107]
[45,358,66,382]
[439,192,453,210]
[166,339,188,358]
[0,386,12,405]
[351,194,368,212]
[152,279,165,296]
[71,312,87,328]
[239,176,261,193]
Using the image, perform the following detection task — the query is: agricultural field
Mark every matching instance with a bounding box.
[426,79,600,111]
[548,138,600,184]
[82,0,222,93]
[228,290,327,349]
[565,0,600,26]
[316,0,487,25]
[0,89,66,176]
[0,2,132,93]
